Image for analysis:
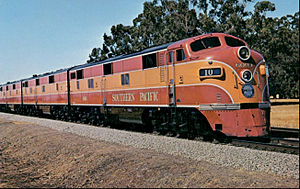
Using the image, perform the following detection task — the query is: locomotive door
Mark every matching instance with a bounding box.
[34,85,38,106]
[165,50,176,106]
[159,52,169,105]
[100,76,106,105]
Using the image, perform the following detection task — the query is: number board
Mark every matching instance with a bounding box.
[199,68,222,78]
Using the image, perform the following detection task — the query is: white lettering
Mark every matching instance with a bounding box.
[112,93,135,102]
[139,92,158,102]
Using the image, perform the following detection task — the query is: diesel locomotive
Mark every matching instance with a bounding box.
[0,33,271,139]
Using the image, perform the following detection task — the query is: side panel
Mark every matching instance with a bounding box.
[23,79,36,105]
[35,73,68,105]
[5,82,22,105]
[123,56,142,72]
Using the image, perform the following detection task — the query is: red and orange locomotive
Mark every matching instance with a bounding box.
[0,33,270,138]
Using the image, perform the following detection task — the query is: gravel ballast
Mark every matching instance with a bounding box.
[1,112,298,179]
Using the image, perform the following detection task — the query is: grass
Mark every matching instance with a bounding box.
[270,99,299,103]
[271,104,299,129]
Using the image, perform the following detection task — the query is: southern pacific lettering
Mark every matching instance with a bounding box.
[112,93,135,102]
[140,92,158,102]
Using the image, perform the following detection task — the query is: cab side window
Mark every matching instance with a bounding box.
[176,49,185,61]
[168,51,174,63]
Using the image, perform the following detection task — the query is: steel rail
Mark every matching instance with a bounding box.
[270,127,299,138]
[231,138,299,155]
[1,111,299,154]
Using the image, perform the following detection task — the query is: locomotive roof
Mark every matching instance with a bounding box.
[1,68,69,85]
[1,33,245,86]
[1,78,24,86]
[70,33,239,71]
[0,43,172,86]
[21,68,69,82]
[0,42,172,86]
[70,42,173,71]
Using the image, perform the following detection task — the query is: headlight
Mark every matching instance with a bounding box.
[242,69,252,82]
[238,46,251,61]
[242,83,254,98]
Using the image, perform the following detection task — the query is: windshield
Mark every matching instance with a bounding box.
[190,37,221,52]
[225,36,246,47]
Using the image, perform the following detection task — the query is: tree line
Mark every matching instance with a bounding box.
[87,0,299,99]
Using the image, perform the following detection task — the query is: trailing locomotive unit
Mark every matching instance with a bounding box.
[0,33,270,138]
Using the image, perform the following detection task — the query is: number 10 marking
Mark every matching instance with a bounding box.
[205,69,213,76]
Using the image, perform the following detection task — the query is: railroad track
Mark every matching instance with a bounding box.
[229,127,299,154]
[2,111,299,155]
[270,137,299,147]
[270,127,299,138]
[70,119,300,155]
[230,138,299,155]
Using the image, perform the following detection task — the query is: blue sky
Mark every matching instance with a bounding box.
[0,0,299,84]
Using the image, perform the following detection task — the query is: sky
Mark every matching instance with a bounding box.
[0,0,299,84]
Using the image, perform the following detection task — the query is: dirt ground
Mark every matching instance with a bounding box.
[0,119,298,188]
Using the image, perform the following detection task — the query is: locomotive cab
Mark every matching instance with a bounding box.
[167,33,270,137]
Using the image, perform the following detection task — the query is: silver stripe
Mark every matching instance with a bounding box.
[2,102,269,111]
[199,104,241,110]
[262,84,267,102]
[253,59,265,78]
[258,102,270,109]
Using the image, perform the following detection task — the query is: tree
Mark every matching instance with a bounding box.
[86,48,100,63]
[245,1,299,98]
[132,0,165,50]
[86,0,299,98]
